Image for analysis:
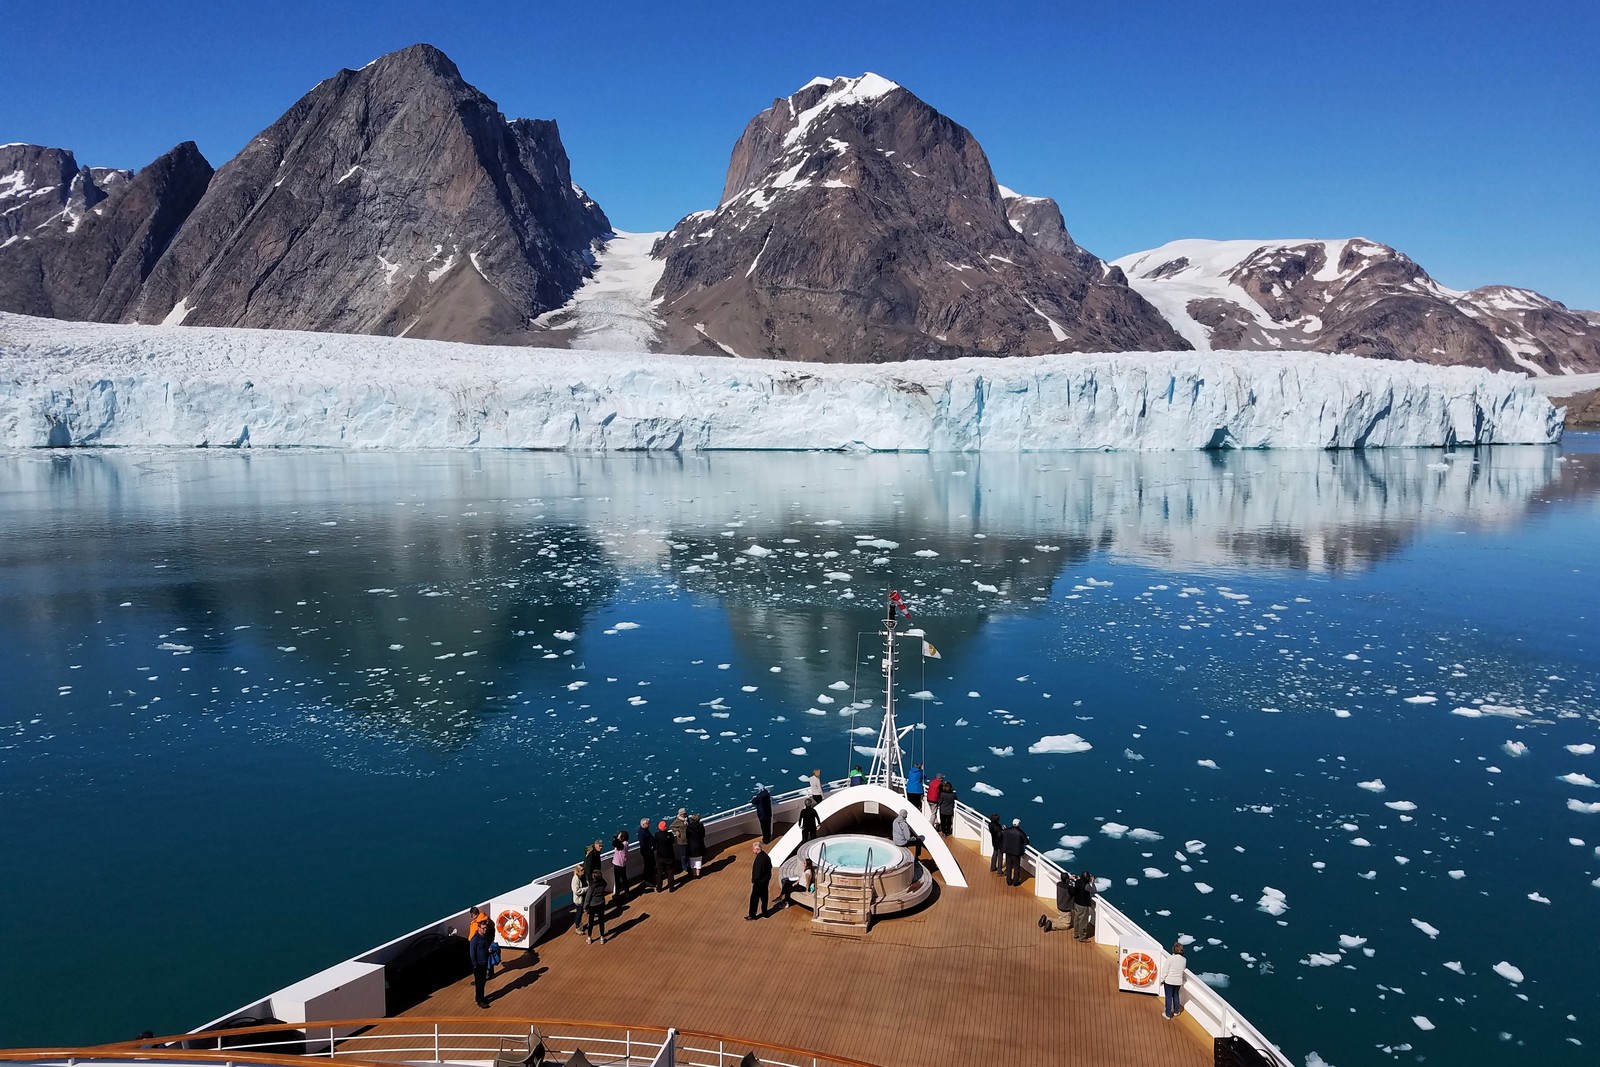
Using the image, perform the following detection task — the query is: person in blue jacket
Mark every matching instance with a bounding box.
[905,763,926,810]
[467,907,494,1008]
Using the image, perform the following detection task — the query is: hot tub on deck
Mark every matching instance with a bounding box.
[788,833,934,917]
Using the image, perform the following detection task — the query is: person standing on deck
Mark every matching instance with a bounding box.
[582,840,602,884]
[467,907,494,1008]
[987,813,1004,873]
[671,808,689,873]
[752,784,773,843]
[936,780,957,836]
[808,769,824,805]
[570,865,590,935]
[747,841,772,920]
[848,764,864,787]
[638,818,657,891]
[653,820,677,892]
[891,808,925,860]
[611,829,631,901]
[1071,871,1098,941]
[1000,818,1029,886]
[798,797,820,842]
[1160,942,1188,1019]
[685,813,707,877]
[1040,872,1074,932]
[905,763,925,810]
[925,773,943,821]
[585,870,609,944]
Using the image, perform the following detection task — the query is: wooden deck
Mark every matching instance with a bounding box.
[399,834,1211,1067]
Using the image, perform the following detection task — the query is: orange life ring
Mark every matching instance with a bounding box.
[496,909,528,943]
[1121,951,1158,988]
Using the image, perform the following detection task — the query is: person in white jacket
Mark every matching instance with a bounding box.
[1160,942,1188,1019]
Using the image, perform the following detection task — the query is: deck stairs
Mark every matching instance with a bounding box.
[811,867,873,939]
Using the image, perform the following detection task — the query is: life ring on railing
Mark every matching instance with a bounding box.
[1121,951,1158,988]
[497,909,528,943]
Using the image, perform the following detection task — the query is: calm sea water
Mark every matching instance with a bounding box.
[2,444,1597,1065]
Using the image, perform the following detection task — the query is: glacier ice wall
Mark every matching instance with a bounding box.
[0,313,1563,450]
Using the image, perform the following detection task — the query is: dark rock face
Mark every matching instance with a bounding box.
[131,44,610,339]
[0,143,210,319]
[0,45,609,343]
[1,144,133,242]
[653,75,1188,362]
[1116,238,1600,374]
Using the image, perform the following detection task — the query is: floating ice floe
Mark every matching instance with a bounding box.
[1412,1017,1435,1031]
[1568,743,1596,755]
[1503,740,1528,756]
[1385,800,1418,811]
[1493,961,1525,983]
[1194,882,1214,894]
[1443,961,1466,974]
[989,745,1014,756]
[1559,772,1598,787]
[1304,952,1341,967]
[1058,834,1089,848]
[743,544,773,557]
[1257,887,1288,916]
[971,782,1003,796]
[1528,892,1551,904]
[1451,703,1531,718]
[1029,733,1092,754]
[1339,934,1367,948]
[1569,799,1600,814]
[1403,695,1437,704]
[1197,758,1219,769]
[1357,779,1386,792]
[1196,972,1229,988]
[1410,918,1440,938]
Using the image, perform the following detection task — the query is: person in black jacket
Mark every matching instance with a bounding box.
[747,841,773,920]
[585,870,609,944]
[1071,871,1098,941]
[638,817,657,891]
[653,820,677,893]
[936,781,957,835]
[1000,818,1029,886]
[987,813,1004,873]
[467,907,493,1008]
[685,813,707,877]
[752,784,773,843]
[798,797,820,842]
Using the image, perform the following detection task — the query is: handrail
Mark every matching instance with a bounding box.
[6,1017,884,1067]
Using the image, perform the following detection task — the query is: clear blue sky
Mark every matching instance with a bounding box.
[5,0,1596,309]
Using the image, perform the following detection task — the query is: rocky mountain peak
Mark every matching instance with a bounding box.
[123,42,610,340]
[653,74,1186,362]
[1113,237,1599,374]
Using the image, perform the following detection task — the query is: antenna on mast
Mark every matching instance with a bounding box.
[868,590,914,789]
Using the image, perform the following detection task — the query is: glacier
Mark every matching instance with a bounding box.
[0,312,1562,451]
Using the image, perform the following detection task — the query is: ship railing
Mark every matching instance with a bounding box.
[12,1018,882,1067]
[941,797,1293,1067]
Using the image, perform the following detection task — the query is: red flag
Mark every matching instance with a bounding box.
[889,590,912,618]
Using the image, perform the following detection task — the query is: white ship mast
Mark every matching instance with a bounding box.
[866,590,916,789]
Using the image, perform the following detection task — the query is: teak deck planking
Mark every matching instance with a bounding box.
[396,833,1211,1067]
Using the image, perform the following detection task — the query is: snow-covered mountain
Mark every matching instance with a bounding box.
[0,313,1559,450]
[1114,238,1600,375]
[650,74,1185,362]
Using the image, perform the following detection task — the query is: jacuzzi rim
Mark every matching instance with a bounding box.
[803,833,913,873]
